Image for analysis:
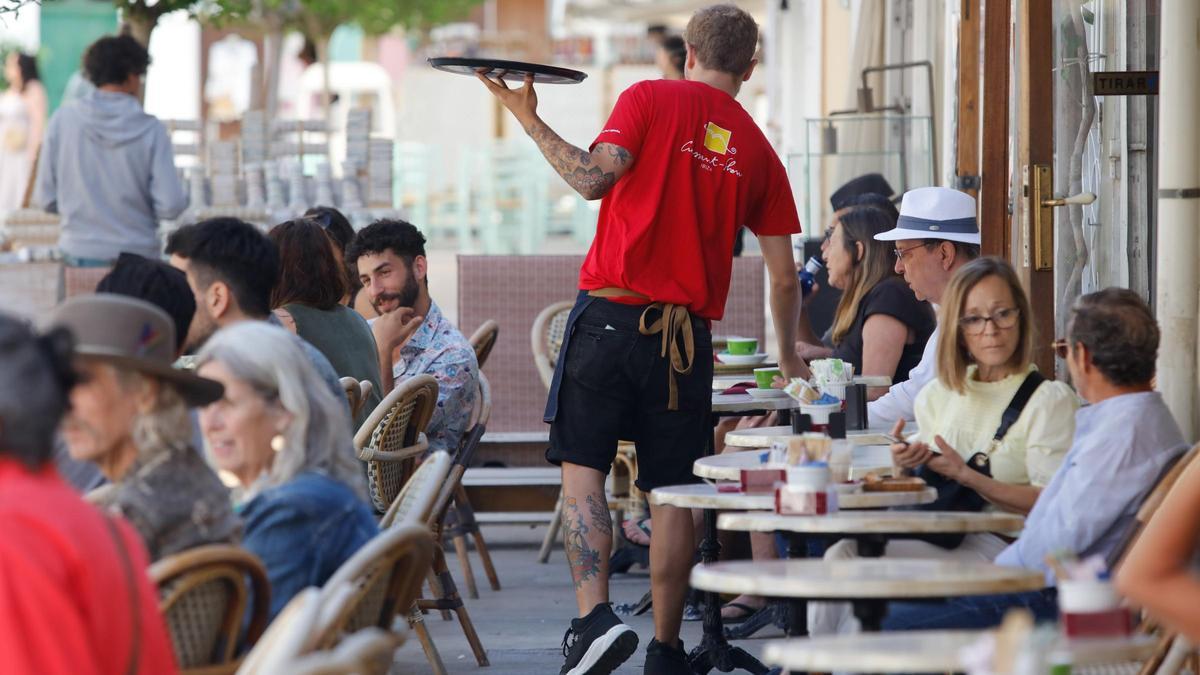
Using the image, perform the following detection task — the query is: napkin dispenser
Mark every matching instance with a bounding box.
[739,468,786,493]
[844,383,869,430]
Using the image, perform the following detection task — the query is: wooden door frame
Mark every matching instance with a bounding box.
[979,0,1010,259]
[1015,0,1056,375]
[954,0,981,201]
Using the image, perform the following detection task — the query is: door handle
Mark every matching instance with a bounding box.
[1024,166,1094,272]
[1042,192,1097,208]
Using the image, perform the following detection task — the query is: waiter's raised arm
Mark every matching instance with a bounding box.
[477,73,634,200]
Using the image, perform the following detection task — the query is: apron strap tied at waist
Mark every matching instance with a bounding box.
[587,287,695,411]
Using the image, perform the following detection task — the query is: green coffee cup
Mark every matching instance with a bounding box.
[754,367,782,388]
[727,337,758,355]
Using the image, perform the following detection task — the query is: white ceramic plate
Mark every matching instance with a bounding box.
[747,387,789,399]
[716,352,769,365]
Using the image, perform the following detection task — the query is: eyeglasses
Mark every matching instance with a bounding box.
[893,243,929,261]
[1052,339,1070,359]
[958,307,1020,335]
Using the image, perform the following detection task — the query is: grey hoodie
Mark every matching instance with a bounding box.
[35,90,187,261]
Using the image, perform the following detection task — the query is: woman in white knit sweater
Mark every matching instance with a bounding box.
[810,256,1078,635]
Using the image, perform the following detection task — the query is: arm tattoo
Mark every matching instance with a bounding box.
[524,118,619,200]
[562,494,608,589]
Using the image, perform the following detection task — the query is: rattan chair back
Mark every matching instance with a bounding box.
[531,301,573,390]
[354,375,438,512]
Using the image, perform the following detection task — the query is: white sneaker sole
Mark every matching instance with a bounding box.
[565,624,639,675]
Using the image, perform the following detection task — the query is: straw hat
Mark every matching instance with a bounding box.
[44,294,223,406]
[873,186,981,245]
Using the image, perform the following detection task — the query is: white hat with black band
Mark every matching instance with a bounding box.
[874,186,981,245]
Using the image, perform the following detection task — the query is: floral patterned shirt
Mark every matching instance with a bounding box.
[385,301,479,456]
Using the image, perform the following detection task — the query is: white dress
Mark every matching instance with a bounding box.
[0,90,32,216]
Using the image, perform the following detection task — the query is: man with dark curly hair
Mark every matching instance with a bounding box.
[34,34,186,266]
[346,219,478,459]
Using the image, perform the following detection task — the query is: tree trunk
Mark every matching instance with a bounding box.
[319,34,333,129]
[125,13,156,49]
[263,25,285,121]
[123,13,157,104]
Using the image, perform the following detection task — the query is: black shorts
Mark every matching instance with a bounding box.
[546,298,714,492]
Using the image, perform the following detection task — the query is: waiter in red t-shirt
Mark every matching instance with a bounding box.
[479,6,807,673]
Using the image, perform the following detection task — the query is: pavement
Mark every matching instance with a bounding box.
[391,525,748,674]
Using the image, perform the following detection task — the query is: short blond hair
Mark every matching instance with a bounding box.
[936,257,1034,393]
[685,4,759,76]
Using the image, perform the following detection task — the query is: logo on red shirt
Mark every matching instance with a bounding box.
[703,122,732,154]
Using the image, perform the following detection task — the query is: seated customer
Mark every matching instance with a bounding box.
[795,205,935,398]
[0,312,177,673]
[269,218,383,428]
[347,219,479,456]
[165,217,344,401]
[885,288,1186,630]
[196,322,377,620]
[304,205,362,308]
[810,257,1078,634]
[54,252,198,493]
[49,294,239,561]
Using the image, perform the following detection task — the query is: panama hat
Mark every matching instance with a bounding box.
[874,186,981,245]
[44,294,223,407]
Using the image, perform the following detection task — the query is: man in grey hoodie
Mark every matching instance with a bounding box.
[35,34,187,266]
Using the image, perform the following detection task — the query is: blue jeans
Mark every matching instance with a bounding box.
[882,588,1059,631]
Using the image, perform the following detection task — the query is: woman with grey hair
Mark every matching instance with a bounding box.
[196,321,377,619]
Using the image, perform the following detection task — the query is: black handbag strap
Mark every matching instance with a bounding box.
[993,371,1046,442]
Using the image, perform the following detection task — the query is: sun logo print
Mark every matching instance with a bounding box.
[703,122,732,155]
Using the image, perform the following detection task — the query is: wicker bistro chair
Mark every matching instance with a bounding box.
[375,453,467,675]
[311,522,436,651]
[150,545,272,675]
[531,301,574,389]
[288,628,403,675]
[397,376,493,670]
[355,375,438,513]
[340,377,375,423]
[236,588,322,675]
[444,373,501,598]
[468,320,500,370]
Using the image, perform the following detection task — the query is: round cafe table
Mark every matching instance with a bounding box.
[712,393,795,414]
[761,631,1158,673]
[693,452,932,497]
[651,483,936,512]
[690,559,1045,632]
[714,360,778,376]
[718,510,1024,538]
[724,425,900,448]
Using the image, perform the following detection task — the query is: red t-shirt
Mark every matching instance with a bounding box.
[0,459,178,675]
[579,79,802,321]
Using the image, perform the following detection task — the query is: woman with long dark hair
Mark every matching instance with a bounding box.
[269,218,383,428]
[797,204,936,398]
[0,51,46,215]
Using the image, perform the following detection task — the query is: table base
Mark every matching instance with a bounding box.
[691,507,769,674]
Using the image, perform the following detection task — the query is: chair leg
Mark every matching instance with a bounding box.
[469,527,502,591]
[452,532,480,599]
[538,490,564,563]
[420,545,490,666]
[454,485,501,591]
[426,569,452,622]
[408,605,449,675]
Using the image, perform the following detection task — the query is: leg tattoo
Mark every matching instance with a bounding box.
[586,493,613,537]
[563,493,609,589]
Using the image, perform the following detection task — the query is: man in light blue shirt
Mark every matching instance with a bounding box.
[883,288,1187,630]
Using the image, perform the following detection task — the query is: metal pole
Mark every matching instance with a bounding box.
[1154,0,1200,439]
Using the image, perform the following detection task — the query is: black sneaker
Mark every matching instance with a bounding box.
[643,638,692,674]
[559,603,639,675]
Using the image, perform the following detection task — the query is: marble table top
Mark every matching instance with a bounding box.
[762,631,1158,672]
[690,559,1045,600]
[713,360,777,375]
[717,510,1025,535]
[650,483,936,511]
[724,425,901,448]
[711,393,796,413]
